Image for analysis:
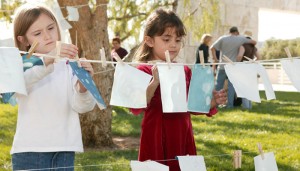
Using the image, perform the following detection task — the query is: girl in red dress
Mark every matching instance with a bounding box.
[131,8,227,171]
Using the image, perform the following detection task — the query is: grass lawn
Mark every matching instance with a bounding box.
[0,91,299,170]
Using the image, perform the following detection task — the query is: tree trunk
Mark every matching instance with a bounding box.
[58,0,114,148]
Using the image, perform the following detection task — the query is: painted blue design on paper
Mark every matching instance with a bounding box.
[187,65,214,113]
[69,61,106,109]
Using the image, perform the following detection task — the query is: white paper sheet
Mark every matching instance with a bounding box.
[225,63,261,102]
[110,63,152,108]
[225,63,275,103]
[281,59,300,92]
[256,64,276,100]
[130,160,169,171]
[66,6,79,21]
[59,19,72,30]
[254,152,278,171]
[177,155,207,171]
[0,47,27,95]
[157,64,187,113]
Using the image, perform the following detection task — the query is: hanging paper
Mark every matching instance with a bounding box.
[254,152,278,171]
[157,64,187,113]
[66,6,79,21]
[177,155,207,171]
[69,61,106,109]
[225,63,275,102]
[187,65,214,113]
[130,160,169,171]
[256,64,276,100]
[59,19,72,30]
[0,47,27,96]
[110,63,152,108]
[280,59,300,92]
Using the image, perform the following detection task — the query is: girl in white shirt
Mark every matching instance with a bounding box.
[11,4,96,171]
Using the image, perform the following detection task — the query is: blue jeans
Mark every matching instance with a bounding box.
[215,69,235,108]
[12,152,75,171]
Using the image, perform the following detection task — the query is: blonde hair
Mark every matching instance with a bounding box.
[200,34,212,45]
[13,4,61,51]
[134,8,186,62]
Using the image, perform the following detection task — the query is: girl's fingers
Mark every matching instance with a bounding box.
[60,43,78,58]
[80,58,94,76]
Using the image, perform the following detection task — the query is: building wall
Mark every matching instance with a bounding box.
[177,0,300,63]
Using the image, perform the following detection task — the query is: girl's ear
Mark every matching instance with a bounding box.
[145,36,154,47]
[17,36,30,46]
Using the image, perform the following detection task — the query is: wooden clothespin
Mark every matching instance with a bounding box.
[243,56,256,63]
[55,41,62,63]
[257,143,264,160]
[284,47,293,62]
[112,52,124,66]
[26,41,39,59]
[222,55,234,65]
[75,31,82,67]
[232,150,242,169]
[164,50,171,69]
[100,48,107,68]
[199,50,205,68]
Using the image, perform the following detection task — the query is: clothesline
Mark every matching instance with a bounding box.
[14,143,300,171]
[19,50,300,67]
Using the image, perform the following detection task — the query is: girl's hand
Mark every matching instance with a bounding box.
[79,58,94,77]
[151,65,160,85]
[59,43,78,59]
[213,89,227,106]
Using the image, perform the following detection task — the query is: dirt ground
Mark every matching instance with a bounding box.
[85,136,140,152]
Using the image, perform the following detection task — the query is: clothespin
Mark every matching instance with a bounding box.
[199,50,205,68]
[222,55,234,65]
[26,41,39,59]
[56,41,61,57]
[257,143,264,160]
[54,41,62,63]
[164,50,171,69]
[112,52,124,66]
[284,47,293,62]
[232,150,242,169]
[243,56,256,63]
[100,48,107,68]
[75,31,82,67]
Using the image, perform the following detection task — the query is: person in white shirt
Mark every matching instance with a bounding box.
[11,4,96,171]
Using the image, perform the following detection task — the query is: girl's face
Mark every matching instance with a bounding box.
[18,13,59,54]
[146,27,183,61]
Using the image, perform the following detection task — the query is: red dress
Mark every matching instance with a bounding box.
[131,64,217,171]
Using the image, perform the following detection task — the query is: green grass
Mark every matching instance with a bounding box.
[0,91,299,171]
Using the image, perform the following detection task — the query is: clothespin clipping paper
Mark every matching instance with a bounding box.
[257,143,264,160]
[100,48,107,68]
[164,50,171,69]
[233,150,242,169]
[284,47,293,62]
[222,55,234,64]
[243,56,256,63]
[26,41,39,59]
[113,52,124,65]
[199,50,205,67]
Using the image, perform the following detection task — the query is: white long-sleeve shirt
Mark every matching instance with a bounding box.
[11,61,96,154]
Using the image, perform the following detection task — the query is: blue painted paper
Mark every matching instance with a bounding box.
[69,61,106,109]
[1,53,43,106]
[187,65,214,113]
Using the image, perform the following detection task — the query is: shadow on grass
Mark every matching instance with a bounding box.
[111,107,143,137]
